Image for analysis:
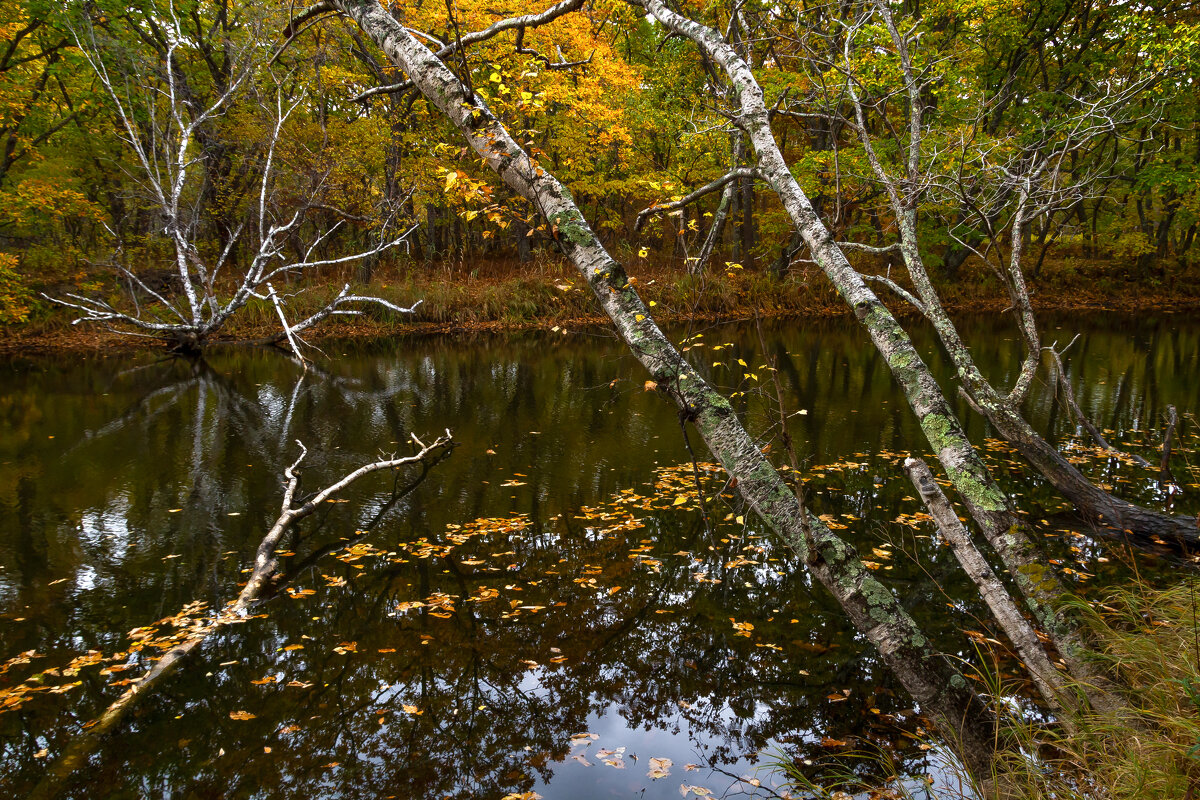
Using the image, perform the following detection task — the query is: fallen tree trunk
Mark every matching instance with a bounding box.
[905,457,1070,714]
[984,399,1198,545]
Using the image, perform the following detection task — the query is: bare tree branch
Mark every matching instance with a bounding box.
[634,168,759,233]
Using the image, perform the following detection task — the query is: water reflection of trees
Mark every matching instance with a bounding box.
[7,472,1000,797]
[1,315,1197,797]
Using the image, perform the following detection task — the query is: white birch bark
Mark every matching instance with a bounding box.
[328,0,1000,774]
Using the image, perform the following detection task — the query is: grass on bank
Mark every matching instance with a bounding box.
[5,249,1200,349]
[771,578,1200,799]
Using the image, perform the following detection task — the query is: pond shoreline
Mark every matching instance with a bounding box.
[3,287,1198,356]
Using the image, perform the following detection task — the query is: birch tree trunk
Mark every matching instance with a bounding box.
[905,457,1070,714]
[847,0,1198,546]
[328,0,1000,775]
[633,0,1093,677]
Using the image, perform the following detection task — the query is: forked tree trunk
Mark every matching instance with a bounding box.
[329,0,1000,775]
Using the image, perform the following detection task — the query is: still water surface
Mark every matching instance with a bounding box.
[1,313,1197,798]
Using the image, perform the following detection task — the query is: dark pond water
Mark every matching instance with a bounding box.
[1,312,1197,799]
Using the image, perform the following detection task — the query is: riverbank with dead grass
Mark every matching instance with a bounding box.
[3,255,1198,354]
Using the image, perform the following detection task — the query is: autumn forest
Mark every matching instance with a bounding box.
[2,0,1200,799]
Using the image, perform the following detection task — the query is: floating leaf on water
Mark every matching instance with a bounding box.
[730,619,754,637]
[229,710,255,720]
[401,704,423,715]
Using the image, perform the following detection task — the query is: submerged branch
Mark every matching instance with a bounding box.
[27,432,454,800]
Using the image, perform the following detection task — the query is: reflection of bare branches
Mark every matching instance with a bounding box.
[1047,342,1152,469]
[66,378,197,453]
[1161,406,1181,491]
[28,432,453,800]
[707,763,792,799]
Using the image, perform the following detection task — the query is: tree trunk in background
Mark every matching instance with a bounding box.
[516,218,532,263]
[739,173,755,267]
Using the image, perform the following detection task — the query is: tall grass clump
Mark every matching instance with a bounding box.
[767,578,1200,800]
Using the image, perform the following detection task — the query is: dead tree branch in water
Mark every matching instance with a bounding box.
[27,432,454,800]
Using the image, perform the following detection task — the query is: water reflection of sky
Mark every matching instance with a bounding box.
[0,313,1196,798]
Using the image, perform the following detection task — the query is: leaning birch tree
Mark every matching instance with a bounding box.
[622,0,1119,698]
[786,0,1199,544]
[293,0,1021,777]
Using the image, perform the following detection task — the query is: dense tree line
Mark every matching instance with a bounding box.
[0,0,1197,327]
